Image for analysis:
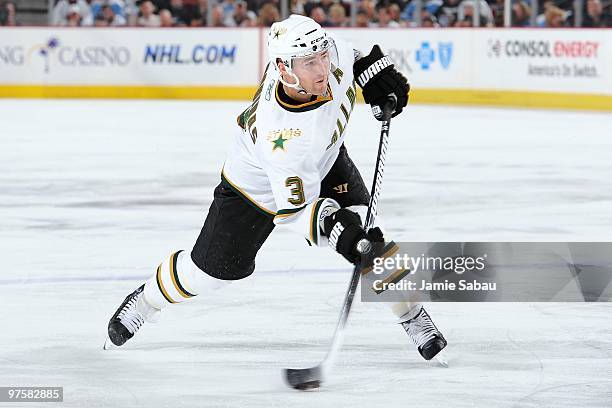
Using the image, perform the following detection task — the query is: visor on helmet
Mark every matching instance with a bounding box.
[288,37,338,72]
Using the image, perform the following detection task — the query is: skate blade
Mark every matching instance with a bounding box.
[103,337,117,350]
[434,349,449,367]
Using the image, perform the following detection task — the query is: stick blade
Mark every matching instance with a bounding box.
[283,366,323,391]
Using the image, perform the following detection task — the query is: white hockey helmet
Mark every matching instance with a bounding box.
[267,14,338,92]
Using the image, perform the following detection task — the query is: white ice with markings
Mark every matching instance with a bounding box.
[1,100,611,407]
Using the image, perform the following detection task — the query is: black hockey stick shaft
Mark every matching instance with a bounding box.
[284,97,396,390]
[321,96,395,362]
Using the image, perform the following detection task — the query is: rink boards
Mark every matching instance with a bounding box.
[0,27,610,111]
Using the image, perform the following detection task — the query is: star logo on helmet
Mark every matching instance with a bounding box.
[272,27,287,40]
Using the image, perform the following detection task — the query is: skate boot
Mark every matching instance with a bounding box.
[401,306,447,361]
[104,284,160,349]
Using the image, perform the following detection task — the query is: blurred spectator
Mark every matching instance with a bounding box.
[583,0,611,27]
[166,0,196,26]
[359,0,376,21]
[190,0,207,26]
[328,3,347,26]
[291,0,305,14]
[99,4,127,25]
[489,0,504,26]
[544,4,567,27]
[90,0,125,20]
[387,3,401,24]
[551,0,575,24]
[0,1,17,26]
[309,6,330,25]
[83,1,126,25]
[304,0,335,16]
[94,11,109,25]
[223,0,245,25]
[401,0,443,25]
[65,4,84,26]
[137,0,161,26]
[355,8,371,26]
[536,1,569,26]
[453,15,471,25]
[159,8,173,25]
[376,0,402,9]
[258,2,280,26]
[220,0,237,24]
[374,5,400,27]
[439,0,460,26]
[52,0,92,25]
[209,4,226,26]
[243,10,258,25]
[457,0,494,26]
[421,12,439,26]
[123,0,139,25]
[13,0,611,28]
[511,0,531,27]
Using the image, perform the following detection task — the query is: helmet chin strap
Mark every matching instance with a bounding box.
[279,68,308,95]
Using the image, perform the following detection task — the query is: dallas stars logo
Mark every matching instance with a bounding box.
[267,128,302,152]
[272,134,288,151]
[272,27,287,40]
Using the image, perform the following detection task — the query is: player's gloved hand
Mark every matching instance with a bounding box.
[353,45,409,121]
[323,208,384,264]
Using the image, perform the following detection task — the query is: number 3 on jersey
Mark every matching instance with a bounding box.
[285,176,305,206]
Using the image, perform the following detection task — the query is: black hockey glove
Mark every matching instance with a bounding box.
[323,208,384,264]
[353,45,409,121]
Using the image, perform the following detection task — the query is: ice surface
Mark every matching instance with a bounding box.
[0,100,611,407]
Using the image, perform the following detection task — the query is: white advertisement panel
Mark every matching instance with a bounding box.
[0,28,260,86]
[0,27,610,107]
[474,29,610,94]
[330,29,472,90]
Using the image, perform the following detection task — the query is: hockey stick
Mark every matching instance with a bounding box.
[284,96,396,390]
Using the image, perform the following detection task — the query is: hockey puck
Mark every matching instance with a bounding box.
[283,367,323,391]
[292,380,321,391]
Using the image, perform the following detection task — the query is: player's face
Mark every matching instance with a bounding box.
[292,50,330,96]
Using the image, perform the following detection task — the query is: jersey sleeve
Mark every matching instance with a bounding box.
[254,121,339,246]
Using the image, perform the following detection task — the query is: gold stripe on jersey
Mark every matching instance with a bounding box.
[169,251,196,299]
[237,63,270,142]
[331,66,344,84]
[275,83,333,113]
[156,264,177,304]
[340,103,350,122]
[346,81,356,109]
[275,205,306,220]
[221,170,276,217]
[327,82,357,150]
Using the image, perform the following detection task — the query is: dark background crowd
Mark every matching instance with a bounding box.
[1,0,610,27]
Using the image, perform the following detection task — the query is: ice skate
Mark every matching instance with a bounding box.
[103,284,160,349]
[401,306,448,365]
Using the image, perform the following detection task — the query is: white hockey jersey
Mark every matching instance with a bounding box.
[222,36,357,246]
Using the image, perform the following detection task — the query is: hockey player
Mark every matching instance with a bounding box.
[105,14,446,361]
